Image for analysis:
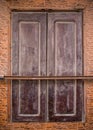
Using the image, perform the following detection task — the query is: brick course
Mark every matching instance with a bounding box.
[0,0,93,129]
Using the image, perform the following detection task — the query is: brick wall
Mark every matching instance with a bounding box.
[0,0,93,129]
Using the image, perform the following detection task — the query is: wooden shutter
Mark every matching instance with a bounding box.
[12,12,47,121]
[47,12,84,121]
[12,12,83,122]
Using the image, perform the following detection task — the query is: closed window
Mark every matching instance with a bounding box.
[12,12,84,122]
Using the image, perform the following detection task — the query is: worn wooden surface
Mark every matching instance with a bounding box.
[48,12,83,121]
[2,75,93,80]
[12,12,47,121]
[11,12,83,122]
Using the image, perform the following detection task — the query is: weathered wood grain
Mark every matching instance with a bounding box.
[48,12,83,121]
[12,12,47,122]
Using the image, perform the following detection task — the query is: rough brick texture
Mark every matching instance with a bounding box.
[0,0,93,129]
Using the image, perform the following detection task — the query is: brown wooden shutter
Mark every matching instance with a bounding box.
[12,12,47,121]
[47,12,84,121]
[12,12,83,122]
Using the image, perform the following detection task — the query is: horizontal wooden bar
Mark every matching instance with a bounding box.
[0,75,93,80]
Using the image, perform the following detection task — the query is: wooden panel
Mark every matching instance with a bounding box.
[54,21,76,116]
[48,12,83,121]
[19,22,40,76]
[19,22,40,116]
[54,80,76,115]
[55,21,76,76]
[12,12,47,122]
[19,81,40,115]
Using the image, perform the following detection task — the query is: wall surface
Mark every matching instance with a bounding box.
[0,0,93,129]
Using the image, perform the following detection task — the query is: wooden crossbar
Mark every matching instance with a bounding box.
[0,75,93,80]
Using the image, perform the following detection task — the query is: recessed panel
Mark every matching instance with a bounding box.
[19,22,40,116]
[19,80,40,115]
[55,22,76,76]
[54,80,76,115]
[19,22,40,76]
[54,22,76,116]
